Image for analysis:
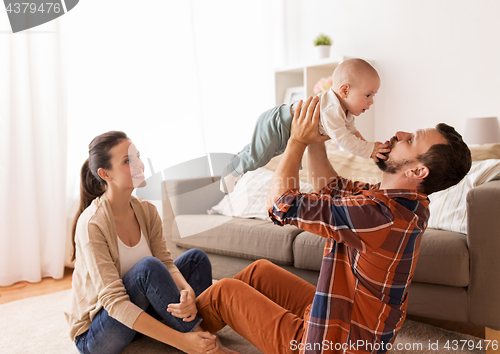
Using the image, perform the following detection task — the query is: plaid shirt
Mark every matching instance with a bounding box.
[269,177,429,354]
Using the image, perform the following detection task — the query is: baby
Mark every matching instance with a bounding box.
[221,58,388,193]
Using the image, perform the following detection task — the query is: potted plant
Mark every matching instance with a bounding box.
[313,33,332,59]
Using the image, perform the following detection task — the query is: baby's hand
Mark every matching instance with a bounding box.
[371,142,390,162]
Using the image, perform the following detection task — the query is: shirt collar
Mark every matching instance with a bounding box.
[370,183,429,202]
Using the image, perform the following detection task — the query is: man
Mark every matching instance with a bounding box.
[196,96,471,354]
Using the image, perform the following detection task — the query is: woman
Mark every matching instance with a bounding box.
[65,131,231,354]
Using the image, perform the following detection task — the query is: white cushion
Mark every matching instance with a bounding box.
[263,145,382,185]
[209,168,313,220]
[427,159,500,234]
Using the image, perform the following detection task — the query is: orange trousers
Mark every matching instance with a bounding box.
[196,259,316,354]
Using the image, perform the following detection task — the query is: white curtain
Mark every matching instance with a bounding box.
[0,0,284,285]
[0,19,67,285]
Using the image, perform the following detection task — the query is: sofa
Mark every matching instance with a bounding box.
[160,143,500,334]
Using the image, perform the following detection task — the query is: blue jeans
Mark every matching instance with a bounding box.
[75,249,212,354]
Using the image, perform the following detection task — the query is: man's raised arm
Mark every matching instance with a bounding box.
[306,142,338,193]
[266,96,329,210]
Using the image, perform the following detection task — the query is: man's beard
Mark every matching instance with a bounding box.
[377,158,408,174]
[375,136,410,174]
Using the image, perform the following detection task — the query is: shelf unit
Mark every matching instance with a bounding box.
[273,56,374,141]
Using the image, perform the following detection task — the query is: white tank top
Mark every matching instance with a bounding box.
[117,231,153,278]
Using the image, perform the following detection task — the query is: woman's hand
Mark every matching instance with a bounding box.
[167,289,198,321]
[180,330,218,354]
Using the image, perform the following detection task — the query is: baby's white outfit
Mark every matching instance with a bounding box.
[318,89,375,159]
[220,91,375,193]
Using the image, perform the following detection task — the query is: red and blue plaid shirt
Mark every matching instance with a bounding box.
[269,177,429,353]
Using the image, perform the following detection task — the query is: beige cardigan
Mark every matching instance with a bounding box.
[64,194,179,341]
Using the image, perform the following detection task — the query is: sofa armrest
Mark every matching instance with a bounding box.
[162,177,224,240]
[467,179,500,329]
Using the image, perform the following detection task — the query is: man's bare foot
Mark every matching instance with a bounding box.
[215,336,240,354]
[212,347,239,354]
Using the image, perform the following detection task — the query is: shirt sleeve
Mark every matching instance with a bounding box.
[318,176,374,197]
[345,118,358,134]
[329,124,375,159]
[268,186,394,253]
[321,105,375,159]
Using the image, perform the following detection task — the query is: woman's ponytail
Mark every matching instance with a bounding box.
[70,131,129,261]
[70,158,106,261]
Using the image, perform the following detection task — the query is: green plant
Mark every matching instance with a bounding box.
[313,34,332,46]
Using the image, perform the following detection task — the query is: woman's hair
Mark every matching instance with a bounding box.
[70,131,129,261]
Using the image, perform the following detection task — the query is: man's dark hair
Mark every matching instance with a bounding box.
[417,123,471,195]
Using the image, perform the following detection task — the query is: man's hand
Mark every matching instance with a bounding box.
[266,96,329,210]
[370,141,391,162]
[291,96,330,147]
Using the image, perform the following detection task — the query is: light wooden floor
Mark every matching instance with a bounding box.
[0,267,74,305]
[0,268,485,340]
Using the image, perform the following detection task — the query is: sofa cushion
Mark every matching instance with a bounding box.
[413,229,469,287]
[407,282,468,322]
[427,159,500,234]
[170,215,302,265]
[293,232,326,270]
[469,143,500,161]
[208,168,313,221]
[264,145,383,185]
[292,228,469,287]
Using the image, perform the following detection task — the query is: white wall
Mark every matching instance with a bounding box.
[65,1,279,194]
[281,0,500,141]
